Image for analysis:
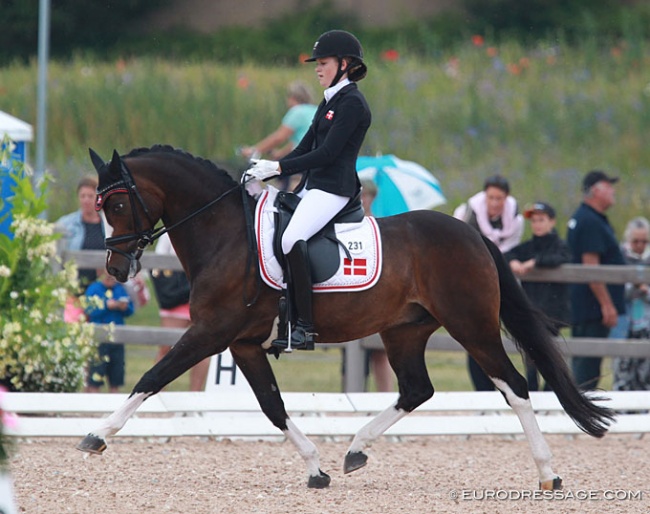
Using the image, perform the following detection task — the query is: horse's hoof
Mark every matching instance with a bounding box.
[307,469,331,489]
[76,434,107,455]
[343,451,368,474]
[540,476,563,490]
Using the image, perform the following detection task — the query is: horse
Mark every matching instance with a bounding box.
[77,144,614,490]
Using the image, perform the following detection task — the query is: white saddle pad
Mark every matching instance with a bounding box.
[255,187,383,293]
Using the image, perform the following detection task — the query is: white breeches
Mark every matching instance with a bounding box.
[281,188,349,255]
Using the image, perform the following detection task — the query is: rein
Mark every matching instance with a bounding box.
[100,158,261,306]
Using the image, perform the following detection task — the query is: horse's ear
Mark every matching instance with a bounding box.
[88,148,105,173]
[108,149,122,179]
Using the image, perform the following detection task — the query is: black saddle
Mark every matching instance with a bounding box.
[273,191,364,284]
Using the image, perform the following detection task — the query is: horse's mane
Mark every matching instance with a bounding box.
[124,144,239,187]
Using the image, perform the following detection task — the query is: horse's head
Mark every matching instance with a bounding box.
[90,148,159,282]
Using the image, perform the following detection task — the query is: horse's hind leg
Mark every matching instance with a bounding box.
[229,342,331,489]
[344,324,434,474]
[459,331,562,490]
[491,376,562,490]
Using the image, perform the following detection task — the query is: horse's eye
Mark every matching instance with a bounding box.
[112,202,125,213]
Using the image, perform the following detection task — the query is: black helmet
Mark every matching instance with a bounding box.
[305,30,364,62]
[305,30,367,84]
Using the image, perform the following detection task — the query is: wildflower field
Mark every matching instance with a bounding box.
[1,38,649,234]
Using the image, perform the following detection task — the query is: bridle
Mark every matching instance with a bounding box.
[95,156,260,305]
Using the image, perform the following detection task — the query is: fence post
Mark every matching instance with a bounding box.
[343,340,366,393]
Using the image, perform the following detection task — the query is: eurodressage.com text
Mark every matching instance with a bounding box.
[449,489,643,501]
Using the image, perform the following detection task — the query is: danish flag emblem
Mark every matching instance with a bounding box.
[343,258,367,276]
[325,110,334,120]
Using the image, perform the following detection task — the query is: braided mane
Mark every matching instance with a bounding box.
[123,144,238,187]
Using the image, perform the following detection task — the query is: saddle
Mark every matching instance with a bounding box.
[272,191,364,283]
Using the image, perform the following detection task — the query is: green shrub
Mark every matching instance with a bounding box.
[0,141,96,392]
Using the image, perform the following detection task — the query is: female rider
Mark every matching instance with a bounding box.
[246,30,372,349]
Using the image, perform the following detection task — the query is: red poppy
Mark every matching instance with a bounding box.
[486,47,498,58]
[472,35,485,47]
[507,63,521,75]
[381,49,400,62]
[237,75,249,89]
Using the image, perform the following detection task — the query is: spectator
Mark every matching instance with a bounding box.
[85,269,134,393]
[505,201,571,391]
[153,233,209,391]
[613,217,650,391]
[240,81,317,191]
[55,176,105,292]
[453,174,524,253]
[453,175,524,390]
[567,170,626,390]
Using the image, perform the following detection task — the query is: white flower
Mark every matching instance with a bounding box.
[9,291,18,300]
[0,265,10,277]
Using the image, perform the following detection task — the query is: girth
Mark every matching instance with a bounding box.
[272,191,364,283]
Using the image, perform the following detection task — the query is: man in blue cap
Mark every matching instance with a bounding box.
[567,170,627,390]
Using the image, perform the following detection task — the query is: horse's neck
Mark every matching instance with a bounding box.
[166,191,252,278]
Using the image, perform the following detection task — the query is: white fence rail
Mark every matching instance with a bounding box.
[5,391,650,438]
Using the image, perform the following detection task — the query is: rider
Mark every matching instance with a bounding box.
[245,30,372,350]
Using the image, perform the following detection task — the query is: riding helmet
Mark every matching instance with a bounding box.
[305,30,367,82]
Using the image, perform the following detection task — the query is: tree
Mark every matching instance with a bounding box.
[0,0,168,64]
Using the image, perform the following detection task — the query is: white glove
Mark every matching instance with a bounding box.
[245,159,281,181]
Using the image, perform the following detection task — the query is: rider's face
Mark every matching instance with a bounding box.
[315,57,345,88]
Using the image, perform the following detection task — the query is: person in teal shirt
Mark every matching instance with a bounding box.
[241,81,317,190]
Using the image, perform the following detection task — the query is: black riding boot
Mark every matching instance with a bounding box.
[271,240,316,351]
[287,240,316,349]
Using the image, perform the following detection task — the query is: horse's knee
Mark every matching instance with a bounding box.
[396,382,434,412]
[131,370,162,395]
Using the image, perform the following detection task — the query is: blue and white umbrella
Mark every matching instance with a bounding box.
[356,154,446,217]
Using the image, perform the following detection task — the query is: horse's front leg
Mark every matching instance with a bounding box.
[344,328,434,474]
[76,324,223,455]
[230,342,331,489]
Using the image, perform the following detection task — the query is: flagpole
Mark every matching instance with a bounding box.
[35,0,51,183]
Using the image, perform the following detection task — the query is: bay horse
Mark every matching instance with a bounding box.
[77,145,613,490]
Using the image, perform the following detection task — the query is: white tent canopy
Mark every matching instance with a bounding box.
[0,110,33,142]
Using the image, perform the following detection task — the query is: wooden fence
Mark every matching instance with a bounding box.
[64,250,650,393]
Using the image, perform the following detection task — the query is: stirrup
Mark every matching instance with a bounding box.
[290,322,317,351]
[271,322,316,352]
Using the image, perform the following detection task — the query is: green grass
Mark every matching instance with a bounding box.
[122,332,615,393]
[1,38,650,233]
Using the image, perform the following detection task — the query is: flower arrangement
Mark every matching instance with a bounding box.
[0,138,96,392]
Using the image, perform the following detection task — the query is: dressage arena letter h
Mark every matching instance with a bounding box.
[215,354,237,386]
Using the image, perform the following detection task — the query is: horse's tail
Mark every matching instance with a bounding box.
[482,235,615,438]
